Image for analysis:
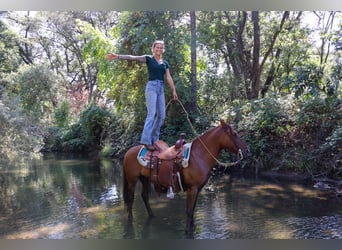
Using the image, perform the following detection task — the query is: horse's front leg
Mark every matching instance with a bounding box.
[139,176,154,217]
[185,186,199,233]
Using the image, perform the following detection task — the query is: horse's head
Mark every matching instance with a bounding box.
[219,119,249,160]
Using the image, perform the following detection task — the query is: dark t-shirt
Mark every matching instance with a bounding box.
[145,55,169,81]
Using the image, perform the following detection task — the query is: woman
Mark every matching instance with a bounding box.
[106,40,178,151]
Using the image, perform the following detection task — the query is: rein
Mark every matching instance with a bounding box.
[166,99,243,168]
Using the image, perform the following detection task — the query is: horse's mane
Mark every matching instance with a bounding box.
[193,122,232,143]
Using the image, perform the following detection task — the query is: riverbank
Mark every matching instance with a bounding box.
[252,168,342,198]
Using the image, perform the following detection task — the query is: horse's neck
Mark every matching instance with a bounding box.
[194,127,222,160]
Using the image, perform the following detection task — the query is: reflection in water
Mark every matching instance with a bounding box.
[100,185,120,206]
[0,153,341,239]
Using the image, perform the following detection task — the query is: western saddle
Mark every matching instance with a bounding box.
[138,133,187,198]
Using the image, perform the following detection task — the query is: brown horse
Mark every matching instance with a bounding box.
[122,119,248,233]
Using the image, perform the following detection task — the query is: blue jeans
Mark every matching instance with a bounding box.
[140,80,166,145]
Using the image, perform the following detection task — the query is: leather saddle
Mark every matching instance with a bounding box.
[138,134,187,197]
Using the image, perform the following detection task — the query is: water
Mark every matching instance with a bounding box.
[0,153,341,239]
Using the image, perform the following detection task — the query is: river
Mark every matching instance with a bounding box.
[0,153,341,239]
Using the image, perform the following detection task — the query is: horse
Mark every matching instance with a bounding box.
[122,119,249,233]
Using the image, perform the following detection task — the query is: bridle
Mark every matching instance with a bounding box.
[196,127,244,168]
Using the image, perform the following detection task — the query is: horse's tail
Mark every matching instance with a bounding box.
[122,164,129,206]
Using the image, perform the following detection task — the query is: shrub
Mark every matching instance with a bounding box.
[227,96,342,179]
[58,104,112,152]
[54,100,70,128]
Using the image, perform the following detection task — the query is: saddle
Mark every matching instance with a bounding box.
[138,134,188,198]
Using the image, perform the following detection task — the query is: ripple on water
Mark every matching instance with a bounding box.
[287,215,342,239]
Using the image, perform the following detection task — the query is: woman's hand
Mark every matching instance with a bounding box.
[173,89,178,101]
[105,53,117,61]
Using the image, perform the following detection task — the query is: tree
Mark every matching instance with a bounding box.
[313,11,338,68]
[103,12,190,120]
[8,63,58,120]
[283,11,342,99]
[5,11,120,107]
[198,11,302,100]
[0,15,21,77]
[190,11,198,115]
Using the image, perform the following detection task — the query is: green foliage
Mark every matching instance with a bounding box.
[284,63,325,98]
[54,100,70,128]
[100,141,114,158]
[0,100,44,165]
[59,104,112,152]
[43,126,62,152]
[229,96,342,178]
[61,124,88,152]
[105,11,190,117]
[0,19,21,76]
[79,104,111,142]
[162,98,212,145]
[1,11,341,180]
[328,63,342,98]
[107,112,141,157]
[319,126,342,153]
[80,20,116,92]
[300,99,342,177]
[295,98,341,141]
[81,11,194,155]
[7,64,58,121]
[231,96,295,159]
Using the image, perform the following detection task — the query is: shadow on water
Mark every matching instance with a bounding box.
[0,153,341,239]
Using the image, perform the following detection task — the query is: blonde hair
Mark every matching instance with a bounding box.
[151,40,165,52]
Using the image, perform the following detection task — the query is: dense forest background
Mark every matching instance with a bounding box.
[0,11,341,179]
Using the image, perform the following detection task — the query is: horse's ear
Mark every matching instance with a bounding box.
[220,119,226,126]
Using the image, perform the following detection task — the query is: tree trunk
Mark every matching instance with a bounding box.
[250,11,260,99]
[251,11,290,99]
[261,48,281,97]
[190,11,198,115]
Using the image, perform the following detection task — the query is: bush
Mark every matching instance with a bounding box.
[7,64,58,121]
[230,96,295,161]
[0,100,43,164]
[56,104,112,152]
[228,96,342,179]
[54,100,70,128]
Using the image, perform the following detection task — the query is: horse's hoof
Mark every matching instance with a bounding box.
[185,229,195,239]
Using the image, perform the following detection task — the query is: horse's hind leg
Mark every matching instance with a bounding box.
[125,181,136,221]
[139,176,154,217]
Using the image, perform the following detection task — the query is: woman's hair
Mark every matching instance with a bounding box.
[151,40,165,52]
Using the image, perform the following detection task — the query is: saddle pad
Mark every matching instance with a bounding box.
[137,146,149,167]
[181,142,192,168]
[137,142,192,168]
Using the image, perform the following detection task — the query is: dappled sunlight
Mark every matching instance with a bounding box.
[241,183,287,198]
[1,153,341,239]
[5,223,71,239]
[231,180,331,202]
[288,184,328,200]
[264,220,293,239]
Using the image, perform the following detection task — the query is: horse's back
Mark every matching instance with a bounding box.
[123,145,143,178]
[123,140,170,179]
